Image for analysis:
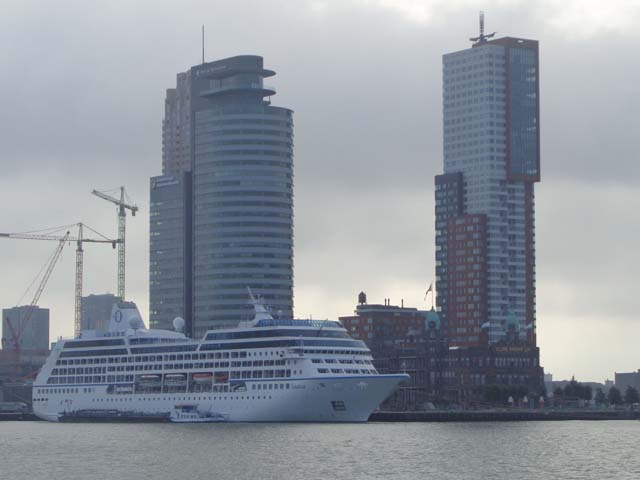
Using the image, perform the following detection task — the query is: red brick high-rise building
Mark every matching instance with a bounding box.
[436,22,540,348]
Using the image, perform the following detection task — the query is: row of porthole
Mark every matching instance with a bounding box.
[35,394,279,403]
[83,395,278,402]
[35,387,93,395]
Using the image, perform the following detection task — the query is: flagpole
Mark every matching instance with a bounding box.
[425,281,435,310]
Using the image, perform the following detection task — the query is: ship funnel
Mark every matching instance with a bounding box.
[108,301,147,333]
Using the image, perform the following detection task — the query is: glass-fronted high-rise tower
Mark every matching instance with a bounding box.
[435,28,540,347]
[150,56,294,337]
[190,56,294,336]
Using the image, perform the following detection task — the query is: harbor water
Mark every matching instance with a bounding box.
[2,420,640,479]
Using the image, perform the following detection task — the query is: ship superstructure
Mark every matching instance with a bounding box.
[33,299,407,422]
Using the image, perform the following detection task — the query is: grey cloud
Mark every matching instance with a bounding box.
[0,0,638,382]
[536,180,640,319]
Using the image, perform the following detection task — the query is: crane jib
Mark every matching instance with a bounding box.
[0,222,119,340]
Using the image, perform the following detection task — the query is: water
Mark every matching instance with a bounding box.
[2,421,640,480]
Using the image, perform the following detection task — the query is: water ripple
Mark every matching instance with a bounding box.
[2,421,640,480]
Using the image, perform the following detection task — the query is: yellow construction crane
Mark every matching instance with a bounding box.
[92,187,138,300]
[0,223,119,336]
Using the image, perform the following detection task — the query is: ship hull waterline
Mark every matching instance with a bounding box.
[34,374,408,423]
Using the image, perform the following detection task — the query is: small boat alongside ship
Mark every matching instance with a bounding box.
[170,404,228,423]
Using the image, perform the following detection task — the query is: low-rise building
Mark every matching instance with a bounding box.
[443,329,543,407]
[615,370,640,392]
[340,293,429,345]
[0,348,49,383]
[340,295,544,410]
[2,305,49,351]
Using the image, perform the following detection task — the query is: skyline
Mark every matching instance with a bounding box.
[0,0,639,382]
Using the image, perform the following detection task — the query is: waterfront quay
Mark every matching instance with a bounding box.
[4,408,639,423]
[371,409,640,422]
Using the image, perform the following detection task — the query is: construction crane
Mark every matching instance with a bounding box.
[2,232,69,358]
[92,187,138,300]
[0,223,119,337]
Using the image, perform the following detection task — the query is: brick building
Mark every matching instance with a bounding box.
[443,323,543,406]
[340,296,543,409]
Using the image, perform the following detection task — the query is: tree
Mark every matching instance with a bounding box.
[483,385,530,405]
[594,388,606,405]
[564,381,578,399]
[563,380,592,400]
[624,386,640,405]
[553,387,564,399]
[581,384,593,401]
[484,385,502,403]
[608,386,623,405]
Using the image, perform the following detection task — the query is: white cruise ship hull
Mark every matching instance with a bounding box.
[33,300,409,423]
[33,375,407,423]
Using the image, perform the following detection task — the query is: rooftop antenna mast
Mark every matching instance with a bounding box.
[469,11,496,45]
[202,24,205,64]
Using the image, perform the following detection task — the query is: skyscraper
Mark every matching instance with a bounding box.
[149,172,192,332]
[435,22,539,347]
[150,55,294,337]
[162,72,192,175]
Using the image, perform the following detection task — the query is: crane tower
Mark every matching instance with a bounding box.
[92,187,138,300]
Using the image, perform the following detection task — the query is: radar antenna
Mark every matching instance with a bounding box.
[246,287,273,322]
[469,11,496,45]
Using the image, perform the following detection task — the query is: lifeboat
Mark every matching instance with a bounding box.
[139,374,161,384]
[192,373,213,383]
[164,373,187,385]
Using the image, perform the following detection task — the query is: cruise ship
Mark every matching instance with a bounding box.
[32,297,408,422]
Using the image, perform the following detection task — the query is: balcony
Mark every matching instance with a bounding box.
[201,83,276,98]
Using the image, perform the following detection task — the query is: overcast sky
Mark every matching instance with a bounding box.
[0,0,639,382]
